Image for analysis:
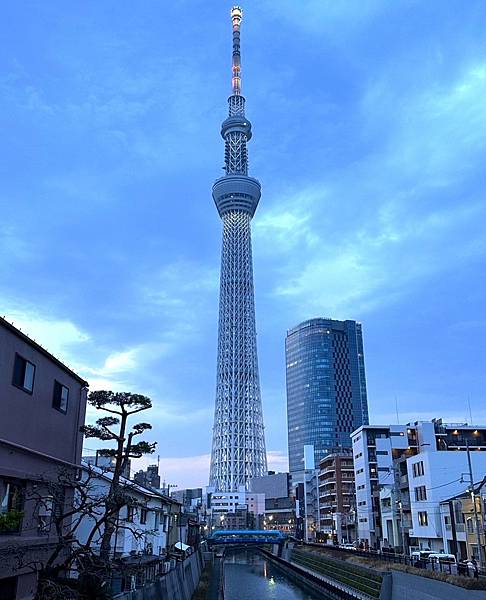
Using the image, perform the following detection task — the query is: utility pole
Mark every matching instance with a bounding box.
[466,440,484,568]
[390,464,405,553]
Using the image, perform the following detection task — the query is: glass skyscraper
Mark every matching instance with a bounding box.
[286,318,369,474]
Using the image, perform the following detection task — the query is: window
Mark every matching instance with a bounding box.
[412,461,424,477]
[414,485,427,502]
[154,512,160,530]
[126,506,134,522]
[376,450,388,456]
[52,381,69,413]
[12,354,35,393]
[418,511,428,526]
[140,509,147,524]
[0,478,24,534]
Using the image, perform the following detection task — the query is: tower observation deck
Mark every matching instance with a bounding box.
[209,6,267,492]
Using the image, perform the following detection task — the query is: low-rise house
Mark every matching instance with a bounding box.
[439,478,486,562]
[0,316,88,599]
[75,462,181,559]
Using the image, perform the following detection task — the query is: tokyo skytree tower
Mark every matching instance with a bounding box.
[209,6,267,492]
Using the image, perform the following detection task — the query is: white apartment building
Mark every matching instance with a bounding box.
[76,463,180,557]
[206,486,265,528]
[352,419,486,553]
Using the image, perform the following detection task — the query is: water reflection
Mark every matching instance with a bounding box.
[223,549,323,600]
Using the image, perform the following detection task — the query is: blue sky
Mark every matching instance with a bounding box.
[2,1,486,488]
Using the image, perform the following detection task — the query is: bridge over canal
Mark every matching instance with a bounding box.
[207,530,286,546]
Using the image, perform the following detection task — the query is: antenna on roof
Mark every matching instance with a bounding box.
[467,396,473,426]
[395,395,400,425]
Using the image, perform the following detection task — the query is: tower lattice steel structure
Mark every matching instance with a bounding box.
[209,6,267,492]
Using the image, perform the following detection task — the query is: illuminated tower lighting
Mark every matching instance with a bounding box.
[209,6,267,492]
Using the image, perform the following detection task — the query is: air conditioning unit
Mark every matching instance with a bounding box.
[163,561,171,574]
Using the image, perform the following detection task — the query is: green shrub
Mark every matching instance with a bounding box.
[0,510,23,533]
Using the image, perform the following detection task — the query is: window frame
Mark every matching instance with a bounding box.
[12,353,36,394]
[126,506,134,523]
[52,380,69,414]
[0,477,25,534]
[418,511,428,526]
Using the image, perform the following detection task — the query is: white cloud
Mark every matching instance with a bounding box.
[255,204,320,253]
[103,349,138,373]
[267,450,289,473]
[254,58,486,320]
[2,305,89,358]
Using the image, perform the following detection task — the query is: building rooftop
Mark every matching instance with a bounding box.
[0,315,88,386]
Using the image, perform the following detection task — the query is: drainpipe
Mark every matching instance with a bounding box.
[448,500,458,557]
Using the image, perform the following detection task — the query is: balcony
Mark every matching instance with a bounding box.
[319,467,336,476]
[319,491,336,499]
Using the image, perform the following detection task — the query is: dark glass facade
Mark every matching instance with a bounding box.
[286,318,369,473]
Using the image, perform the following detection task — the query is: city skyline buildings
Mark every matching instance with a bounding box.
[2,3,486,490]
[209,6,267,492]
[286,318,369,474]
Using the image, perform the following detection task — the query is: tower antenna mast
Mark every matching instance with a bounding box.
[231,6,243,95]
[209,6,267,492]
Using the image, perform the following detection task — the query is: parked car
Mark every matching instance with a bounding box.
[428,553,456,564]
[410,550,432,568]
[410,550,432,560]
[339,543,356,551]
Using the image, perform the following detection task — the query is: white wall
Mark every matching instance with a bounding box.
[407,451,486,551]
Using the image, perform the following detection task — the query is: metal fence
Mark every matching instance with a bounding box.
[305,543,483,579]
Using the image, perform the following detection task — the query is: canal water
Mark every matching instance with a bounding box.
[223,549,323,600]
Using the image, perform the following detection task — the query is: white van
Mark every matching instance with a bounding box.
[410,550,432,561]
[428,553,456,564]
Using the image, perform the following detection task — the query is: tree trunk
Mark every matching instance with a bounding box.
[99,413,127,562]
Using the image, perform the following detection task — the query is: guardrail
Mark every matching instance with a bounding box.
[305,542,484,579]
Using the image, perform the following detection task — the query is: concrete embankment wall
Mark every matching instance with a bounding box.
[114,550,203,600]
[261,548,367,600]
[390,570,486,600]
[285,545,486,600]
